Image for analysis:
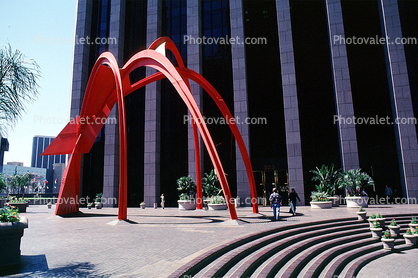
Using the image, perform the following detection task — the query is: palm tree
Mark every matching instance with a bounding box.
[8,173,32,199]
[0,44,41,132]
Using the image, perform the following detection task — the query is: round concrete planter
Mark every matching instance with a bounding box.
[207,203,227,210]
[388,225,401,238]
[0,217,28,267]
[140,203,146,209]
[370,227,383,238]
[376,218,386,229]
[381,238,395,250]
[310,201,332,209]
[403,234,417,245]
[356,211,367,221]
[367,218,377,228]
[328,197,340,207]
[345,196,369,208]
[95,202,103,209]
[178,200,196,210]
[408,223,418,229]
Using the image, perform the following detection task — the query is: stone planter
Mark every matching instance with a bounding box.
[376,218,386,229]
[310,201,332,209]
[140,203,146,209]
[408,223,418,230]
[207,203,228,210]
[356,211,367,221]
[9,203,27,213]
[0,217,28,267]
[381,238,395,250]
[87,204,92,209]
[388,225,401,238]
[47,204,52,209]
[367,218,377,228]
[370,227,383,238]
[403,234,417,245]
[178,200,196,210]
[345,196,369,208]
[95,202,103,209]
[328,196,340,207]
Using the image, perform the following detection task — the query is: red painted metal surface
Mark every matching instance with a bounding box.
[42,37,258,220]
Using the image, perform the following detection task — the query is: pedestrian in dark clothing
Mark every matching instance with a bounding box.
[269,188,282,221]
[289,188,301,216]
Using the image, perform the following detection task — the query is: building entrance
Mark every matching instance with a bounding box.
[253,170,288,206]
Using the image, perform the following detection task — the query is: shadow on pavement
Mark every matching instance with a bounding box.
[59,211,117,218]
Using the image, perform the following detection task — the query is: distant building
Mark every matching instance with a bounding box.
[0,135,9,173]
[31,136,66,169]
[2,165,47,194]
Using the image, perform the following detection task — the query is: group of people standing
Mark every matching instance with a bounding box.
[269,188,301,221]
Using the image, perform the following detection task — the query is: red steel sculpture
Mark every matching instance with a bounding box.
[42,37,258,220]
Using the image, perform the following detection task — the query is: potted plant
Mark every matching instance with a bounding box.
[310,164,340,207]
[310,192,332,209]
[177,176,197,210]
[207,195,227,210]
[0,205,28,267]
[95,193,103,209]
[203,170,227,210]
[356,206,367,221]
[47,202,52,209]
[403,228,417,245]
[376,213,386,229]
[408,217,418,229]
[140,202,146,209]
[388,219,400,238]
[87,203,93,209]
[367,213,377,228]
[381,231,395,250]
[336,169,374,208]
[370,221,383,238]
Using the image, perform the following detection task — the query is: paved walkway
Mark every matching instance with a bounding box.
[3,204,418,277]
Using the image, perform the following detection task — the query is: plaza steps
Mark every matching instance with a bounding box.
[168,214,417,278]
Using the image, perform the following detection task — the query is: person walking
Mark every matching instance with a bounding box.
[269,188,282,221]
[384,185,393,204]
[160,193,165,209]
[288,188,301,216]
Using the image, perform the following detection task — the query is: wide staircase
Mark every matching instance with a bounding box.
[169,214,417,278]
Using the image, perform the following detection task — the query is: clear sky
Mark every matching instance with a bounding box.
[1,0,77,166]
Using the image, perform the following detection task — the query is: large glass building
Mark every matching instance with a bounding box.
[70,0,418,207]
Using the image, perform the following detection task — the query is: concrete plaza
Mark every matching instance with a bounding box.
[3,204,418,277]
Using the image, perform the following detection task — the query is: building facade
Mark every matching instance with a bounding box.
[70,0,418,207]
[31,136,67,169]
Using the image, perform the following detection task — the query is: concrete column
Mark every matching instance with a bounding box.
[378,0,418,201]
[144,0,162,206]
[70,0,93,199]
[229,0,252,205]
[102,0,126,207]
[187,0,204,186]
[325,0,360,171]
[276,0,305,204]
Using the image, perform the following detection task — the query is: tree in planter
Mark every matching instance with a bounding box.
[176,176,197,200]
[336,168,374,196]
[0,173,6,193]
[8,173,32,200]
[202,169,226,204]
[310,164,340,196]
